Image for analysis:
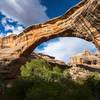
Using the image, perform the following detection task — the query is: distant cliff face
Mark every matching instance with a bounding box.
[0,0,100,79]
[69,50,100,66]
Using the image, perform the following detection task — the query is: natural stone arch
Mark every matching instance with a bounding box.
[0,0,100,79]
[0,0,100,61]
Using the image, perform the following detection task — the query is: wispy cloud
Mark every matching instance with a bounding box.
[35,37,96,63]
[0,12,24,36]
[0,0,49,25]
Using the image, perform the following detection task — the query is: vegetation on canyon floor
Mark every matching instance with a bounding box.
[0,59,100,100]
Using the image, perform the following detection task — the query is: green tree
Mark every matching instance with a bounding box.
[20,59,63,82]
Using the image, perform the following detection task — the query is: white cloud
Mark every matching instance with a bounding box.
[6,26,24,36]
[1,16,24,36]
[0,0,49,25]
[4,25,15,31]
[0,33,5,37]
[8,0,23,12]
[35,37,96,63]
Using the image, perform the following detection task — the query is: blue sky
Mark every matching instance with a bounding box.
[40,0,80,18]
[0,0,96,62]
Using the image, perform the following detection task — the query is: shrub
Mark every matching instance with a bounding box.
[4,59,100,100]
[20,59,63,82]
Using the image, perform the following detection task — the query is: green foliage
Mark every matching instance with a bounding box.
[20,59,63,82]
[21,59,48,77]
[5,78,34,100]
[63,69,72,79]
[4,59,100,100]
[5,78,96,100]
[84,75,100,100]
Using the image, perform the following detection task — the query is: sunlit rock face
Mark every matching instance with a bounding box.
[0,0,100,79]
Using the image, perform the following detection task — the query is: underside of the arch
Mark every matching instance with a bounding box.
[0,0,100,65]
